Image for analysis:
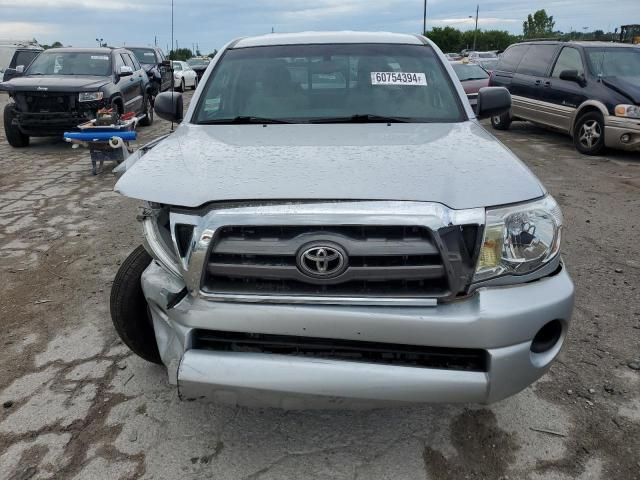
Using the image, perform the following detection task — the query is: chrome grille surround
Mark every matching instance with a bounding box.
[169,201,485,306]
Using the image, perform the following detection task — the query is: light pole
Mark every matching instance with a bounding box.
[423,0,428,35]
[472,4,479,51]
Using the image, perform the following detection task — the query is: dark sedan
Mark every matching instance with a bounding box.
[451,61,490,108]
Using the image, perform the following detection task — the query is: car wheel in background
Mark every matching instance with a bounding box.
[491,111,512,131]
[180,79,185,92]
[139,94,153,127]
[3,105,30,148]
[110,245,162,364]
[573,111,605,155]
[192,77,198,90]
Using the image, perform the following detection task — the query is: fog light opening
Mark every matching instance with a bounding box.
[620,133,631,144]
[531,320,563,354]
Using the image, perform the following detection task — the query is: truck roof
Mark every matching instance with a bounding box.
[232,31,425,49]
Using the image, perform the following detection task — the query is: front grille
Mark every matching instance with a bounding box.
[202,225,451,299]
[23,92,74,113]
[192,330,489,372]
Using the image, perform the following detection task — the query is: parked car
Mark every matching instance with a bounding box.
[445,52,462,61]
[489,41,640,154]
[451,61,490,107]
[129,46,172,94]
[469,51,498,61]
[0,41,43,82]
[171,60,198,91]
[111,31,574,409]
[0,47,153,147]
[186,57,210,80]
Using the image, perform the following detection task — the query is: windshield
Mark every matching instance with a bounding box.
[193,43,464,124]
[478,59,498,70]
[586,47,640,78]
[452,63,489,81]
[187,58,208,67]
[130,48,158,65]
[27,51,112,76]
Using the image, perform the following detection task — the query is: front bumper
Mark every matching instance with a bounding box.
[604,115,640,151]
[142,261,575,409]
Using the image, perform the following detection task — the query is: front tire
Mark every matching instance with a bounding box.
[3,105,30,147]
[179,79,185,92]
[139,94,153,127]
[110,246,162,364]
[573,111,605,155]
[191,77,198,90]
[491,111,512,131]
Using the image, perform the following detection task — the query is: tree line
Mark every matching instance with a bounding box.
[425,9,619,53]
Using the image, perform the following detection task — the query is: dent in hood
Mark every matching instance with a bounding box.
[115,121,545,210]
[602,76,640,104]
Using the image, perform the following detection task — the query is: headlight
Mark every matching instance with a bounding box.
[142,207,182,279]
[615,104,640,119]
[474,196,562,282]
[174,74,180,79]
[78,91,104,102]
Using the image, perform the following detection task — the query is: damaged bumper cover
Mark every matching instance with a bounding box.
[141,260,574,409]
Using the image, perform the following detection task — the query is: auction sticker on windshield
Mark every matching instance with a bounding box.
[371,72,427,86]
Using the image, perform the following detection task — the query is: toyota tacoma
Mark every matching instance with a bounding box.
[111,32,575,408]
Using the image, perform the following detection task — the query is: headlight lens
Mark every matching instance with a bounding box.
[78,91,104,102]
[615,104,640,119]
[475,196,562,282]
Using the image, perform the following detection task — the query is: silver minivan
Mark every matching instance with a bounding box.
[111,32,575,408]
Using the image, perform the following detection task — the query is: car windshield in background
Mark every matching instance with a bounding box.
[27,52,111,76]
[477,53,497,59]
[130,48,157,65]
[194,43,464,124]
[586,48,640,78]
[478,59,498,70]
[452,63,489,81]
[187,58,208,67]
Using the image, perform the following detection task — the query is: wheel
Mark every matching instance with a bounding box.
[110,246,162,364]
[179,79,185,92]
[3,104,30,147]
[573,111,605,155]
[191,77,198,90]
[139,94,153,127]
[491,111,512,131]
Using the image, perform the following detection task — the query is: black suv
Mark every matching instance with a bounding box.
[0,47,152,147]
[489,41,640,154]
[128,46,172,95]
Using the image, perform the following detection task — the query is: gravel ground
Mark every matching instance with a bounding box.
[0,90,639,479]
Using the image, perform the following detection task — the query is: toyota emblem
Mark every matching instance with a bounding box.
[297,243,348,279]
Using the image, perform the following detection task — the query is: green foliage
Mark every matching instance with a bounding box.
[523,9,556,38]
[168,48,193,61]
[40,41,63,50]
[425,27,519,52]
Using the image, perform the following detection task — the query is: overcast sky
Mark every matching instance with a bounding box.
[0,0,635,53]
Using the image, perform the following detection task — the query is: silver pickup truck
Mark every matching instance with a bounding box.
[111,32,574,409]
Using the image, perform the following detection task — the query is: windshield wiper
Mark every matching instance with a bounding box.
[308,114,411,124]
[198,116,291,124]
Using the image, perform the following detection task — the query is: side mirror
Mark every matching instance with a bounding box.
[15,65,24,73]
[119,65,134,77]
[154,91,183,122]
[476,86,511,119]
[559,69,585,86]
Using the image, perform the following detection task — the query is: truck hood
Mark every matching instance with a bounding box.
[0,75,110,93]
[602,76,640,104]
[115,121,545,210]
